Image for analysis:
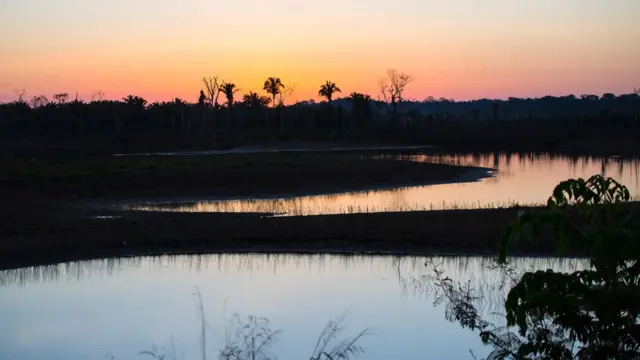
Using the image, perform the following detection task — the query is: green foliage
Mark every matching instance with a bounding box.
[499,175,633,262]
[436,175,640,359]
[499,175,640,359]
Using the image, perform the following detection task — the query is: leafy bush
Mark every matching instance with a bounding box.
[434,175,640,359]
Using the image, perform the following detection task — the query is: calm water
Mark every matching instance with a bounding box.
[122,153,640,215]
[0,254,586,360]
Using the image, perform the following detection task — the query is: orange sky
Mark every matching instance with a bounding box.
[1,0,639,103]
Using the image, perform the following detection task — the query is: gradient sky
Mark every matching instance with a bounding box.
[1,0,639,103]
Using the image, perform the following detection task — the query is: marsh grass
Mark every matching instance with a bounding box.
[134,287,369,360]
[309,315,369,360]
[121,197,541,217]
[218,314,281,360]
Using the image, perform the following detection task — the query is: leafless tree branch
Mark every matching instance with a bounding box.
[276,84,296,107]
[202,76,222,108]
[14,88,27,102]
[378,69,413,113]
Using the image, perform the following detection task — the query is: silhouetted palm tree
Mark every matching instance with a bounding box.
[263,77,284,108]
[318,81,341,103]
[220,83,240,108]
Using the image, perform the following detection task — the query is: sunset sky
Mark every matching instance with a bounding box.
[1,0,639,104]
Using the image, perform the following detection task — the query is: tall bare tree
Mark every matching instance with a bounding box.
[202,76,221,107]
[318,81,341,103]
[379,69,413,114]
[14,88,27,103]
[276,84,296,107]
[91,90,105,102]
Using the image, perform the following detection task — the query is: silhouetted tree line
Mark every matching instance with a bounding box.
[1,79,639,154]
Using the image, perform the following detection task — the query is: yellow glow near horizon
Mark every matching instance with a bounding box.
[1,0,639,103]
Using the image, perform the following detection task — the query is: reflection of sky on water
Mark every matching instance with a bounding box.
[0,254,586,360]
[123,153,640,215]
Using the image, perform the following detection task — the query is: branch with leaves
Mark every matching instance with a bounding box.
[431,174,640,360]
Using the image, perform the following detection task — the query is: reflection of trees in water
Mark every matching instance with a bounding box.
[0,257,145,287]
[396,256,587,318]
[397,152,640,190]
[121,152,639,215]
[0,254,585,303]
[399,152,639,177]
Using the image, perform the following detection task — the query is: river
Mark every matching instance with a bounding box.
[0,254,586,360]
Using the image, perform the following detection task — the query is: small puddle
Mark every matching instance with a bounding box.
[91,215,123,219]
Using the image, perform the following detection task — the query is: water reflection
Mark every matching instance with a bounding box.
[121,152,640,216]
[0,254,587,317]
[0,253,585,291]
[0,254,587,360]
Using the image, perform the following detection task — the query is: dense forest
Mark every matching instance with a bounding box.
[1,75,639,155]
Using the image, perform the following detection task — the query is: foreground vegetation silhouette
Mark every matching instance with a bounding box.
[107,289,368,360]
[432,175,640,359]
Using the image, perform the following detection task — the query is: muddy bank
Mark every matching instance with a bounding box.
[113,143,434,157]
[1,152,488,201]
[0,206,549,271]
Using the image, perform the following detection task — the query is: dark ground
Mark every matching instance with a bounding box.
[0,207,546,271]
[0,148,595,270]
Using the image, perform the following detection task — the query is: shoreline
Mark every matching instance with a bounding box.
[1,151,514,271]
[0,206,558,271]
[0,240,582,274]
[100,167,495,209]
[2,148,632,271]
[113,144,436,157]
